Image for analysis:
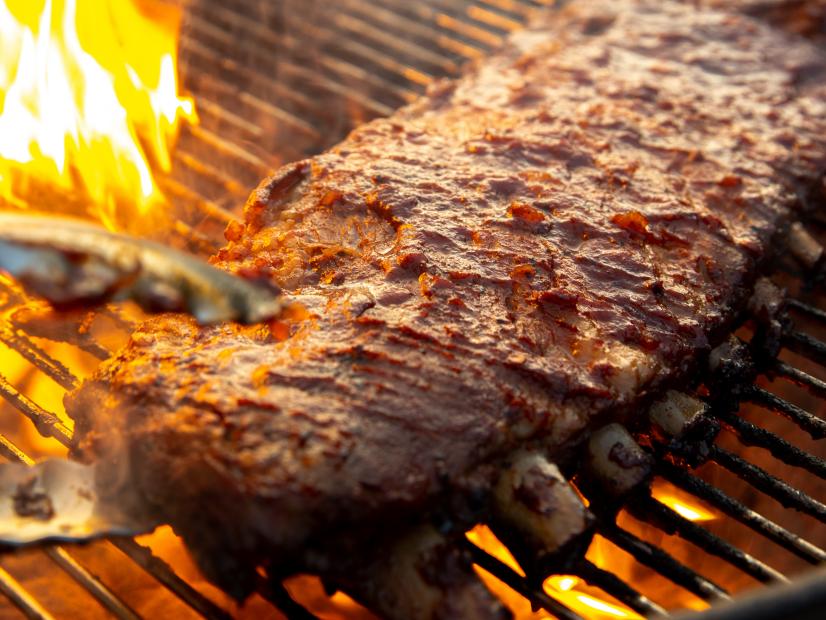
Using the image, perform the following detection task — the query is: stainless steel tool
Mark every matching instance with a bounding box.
[0,460,156,545]
[0,213,287,325]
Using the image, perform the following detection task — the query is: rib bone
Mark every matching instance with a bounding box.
[493,451,592,558]
[586,424,652,497]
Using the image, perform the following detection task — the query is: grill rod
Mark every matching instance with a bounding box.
[464,543,585,620]
[631,495,787,584]
[710,448,826,523]
[0,564,54,620]
[0,363,234,620]
[714,410,826,478]
[600,525,730,602]
[774,359,826,399]
[746,387,826,440]
[659,463,826,565]
[575,559,668,618]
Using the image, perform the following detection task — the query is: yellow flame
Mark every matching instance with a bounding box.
[0,0,196,228]
[657,496,716,522]
[651,481,717,522]
[545,575,641,620]
[555,576,579,591]
[467,525,641,620]
[466,524,525,576]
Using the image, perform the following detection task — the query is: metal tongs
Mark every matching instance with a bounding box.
[0,460,152,545]
[0,212,287,325]
[0,213,292,546]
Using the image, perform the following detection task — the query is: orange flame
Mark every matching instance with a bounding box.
[467,525,640,620]
[545,575,641,620]
[651,480,717,522]
[0,0,196,229]
[467,479,720,618]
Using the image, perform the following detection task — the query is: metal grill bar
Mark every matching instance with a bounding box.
[774,360,826,400]
[0,324,78,391]
[186,125,271,175]
[181,37,326,130]
[0,565,54,620]
[169,0,543,208]
[478,0,540,19]
[784,330,826,368]
[787,298,826,324]
[158,172,240,225]
[109,540,233,620]
[633,495,787,584]
[179,40,329,138]
[659,463,826,565]
[600,525,730,603]
[379,0,504,48]
[575,559,668,618]
[44,547,141,620]
[192,0,412,100]
[714,409,826,477]
[181,9,404,121]
[341,3,467,68]
[187,7,420,105]
[0,435,34,465]
[710,447,826,523]
[0,374,73,446]
[746,387,826,440]
[328,12,456,77]
[463,542,584,620]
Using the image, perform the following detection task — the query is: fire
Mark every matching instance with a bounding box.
[466,525,640,620]
[651,480,717,522]
[545,576,640,619]
[0,274,101,458]
[466,524,545,620]
[0,0,196,229]
[465,481,719,618]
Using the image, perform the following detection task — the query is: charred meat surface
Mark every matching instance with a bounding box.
[67,0,826,615]
[704,0,826,43]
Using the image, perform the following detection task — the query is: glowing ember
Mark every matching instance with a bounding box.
[651,481,717,522]
[0,0,196,229]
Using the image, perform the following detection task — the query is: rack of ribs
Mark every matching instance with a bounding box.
[66,0,826,617]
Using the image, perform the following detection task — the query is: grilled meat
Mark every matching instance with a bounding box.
[67,0,826,616]
[706,0,826,42]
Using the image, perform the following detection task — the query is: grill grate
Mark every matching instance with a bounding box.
[0,1,824,619]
